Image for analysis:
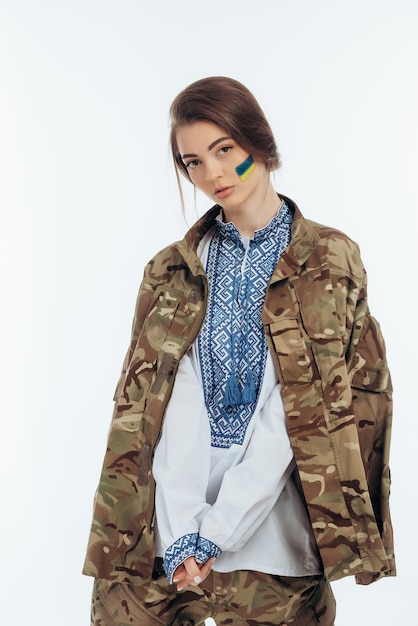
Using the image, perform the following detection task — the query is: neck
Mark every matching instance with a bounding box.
[222,183,282,238]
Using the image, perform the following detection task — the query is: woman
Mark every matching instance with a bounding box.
[84,77,395,625]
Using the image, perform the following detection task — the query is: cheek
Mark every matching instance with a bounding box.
[189,170,208,188]
[188,171,199,186]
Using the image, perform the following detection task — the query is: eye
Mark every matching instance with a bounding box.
[186,159,200,169]
[218,146,232,155]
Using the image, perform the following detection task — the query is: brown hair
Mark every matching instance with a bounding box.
[170,77,281,186]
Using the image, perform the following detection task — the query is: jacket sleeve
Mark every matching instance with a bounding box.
[111,267,156,403]
[345,269,396,583]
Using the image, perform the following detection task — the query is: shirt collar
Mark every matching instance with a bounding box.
[215,200,293,244]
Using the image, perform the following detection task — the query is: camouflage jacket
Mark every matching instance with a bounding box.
[83,195,395,586]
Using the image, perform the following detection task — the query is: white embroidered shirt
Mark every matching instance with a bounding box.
[152,203,322,583]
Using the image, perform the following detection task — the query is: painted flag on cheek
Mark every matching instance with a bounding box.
[236,155,255,181]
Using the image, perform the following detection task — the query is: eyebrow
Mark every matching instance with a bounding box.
[181,136,232,160]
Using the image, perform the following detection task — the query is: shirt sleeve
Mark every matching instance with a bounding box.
[152,350,216,583]
[198,381,295,554]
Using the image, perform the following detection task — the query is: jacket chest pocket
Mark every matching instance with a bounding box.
[269,318,315,385]
[144,288,184,347]
[125,290,184,403]
[149,289,202,394]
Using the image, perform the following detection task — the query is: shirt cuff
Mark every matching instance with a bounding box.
[163,533,198,584]
[195,536,222,564]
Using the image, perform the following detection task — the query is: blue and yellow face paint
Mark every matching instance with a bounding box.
[235,155,255,181]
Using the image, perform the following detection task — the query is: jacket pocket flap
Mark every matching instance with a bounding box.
[269,318,313,384]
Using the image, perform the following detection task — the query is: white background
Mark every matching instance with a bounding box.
[0,1,416,624]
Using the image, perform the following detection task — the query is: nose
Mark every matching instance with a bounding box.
[205,158,223,181]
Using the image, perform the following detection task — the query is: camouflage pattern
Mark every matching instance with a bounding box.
[91,569,336,625]
[83,195,395,587]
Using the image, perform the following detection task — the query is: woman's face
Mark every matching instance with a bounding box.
[176,121,269,213]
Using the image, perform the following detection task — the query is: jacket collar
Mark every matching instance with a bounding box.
[176,205,220,277]
[176,195,319,281]
[269,194,320,283]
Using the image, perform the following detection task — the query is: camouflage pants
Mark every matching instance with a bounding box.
[91,564,336,625]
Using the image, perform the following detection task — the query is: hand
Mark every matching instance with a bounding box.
[172,556,215,591]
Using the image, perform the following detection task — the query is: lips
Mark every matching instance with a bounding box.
[215,186,234,199]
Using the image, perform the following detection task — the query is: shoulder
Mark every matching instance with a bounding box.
[281,194,364,279]
[143,206,218,282]
[142,242,186,282]
[305,219,364,279]
[307,218,360,253]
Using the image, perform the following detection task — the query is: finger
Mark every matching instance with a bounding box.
[173,573,187,583]
[176,575,197,591]
[172,562,188,583]
[173,569,187,580]
[175,558,200,589]
[176,556,216,590]
[184,558,202,581]
[198,557,215,581]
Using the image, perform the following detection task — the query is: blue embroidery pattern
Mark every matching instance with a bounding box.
[164,534,222,583]
[199,202,293,448]
[195,536,222,564]
[164,532,198,583]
